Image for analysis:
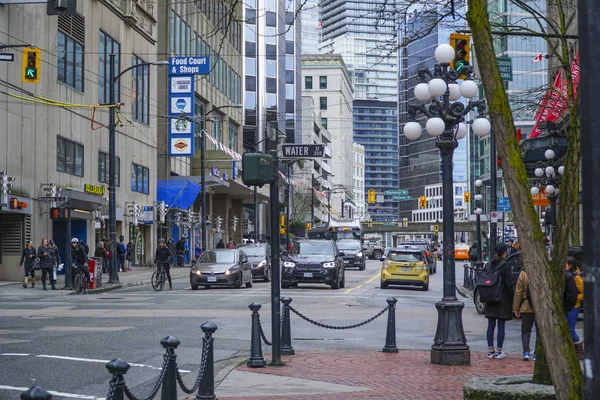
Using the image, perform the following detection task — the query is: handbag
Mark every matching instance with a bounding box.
[32,258,41,270]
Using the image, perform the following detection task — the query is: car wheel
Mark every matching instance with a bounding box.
[245,275,253,288]
[191,284,199,290]
[339,271,346,289]
[234,274,242,289]
[422,282,429,291]
[380,280,389,289]
[372,249,383,260]
[474,288,486,314]
[331,275,341,290]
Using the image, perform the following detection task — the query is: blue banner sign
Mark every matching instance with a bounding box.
[169,56,210,76]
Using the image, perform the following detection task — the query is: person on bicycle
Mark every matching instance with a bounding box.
[71,238,89,287]
[154,238,174,291]
[175,236,187,267]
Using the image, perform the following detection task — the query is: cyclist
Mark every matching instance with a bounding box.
[71,238,89,287]
[154,238,174,291]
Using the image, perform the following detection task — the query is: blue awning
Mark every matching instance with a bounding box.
[157,180,201,209]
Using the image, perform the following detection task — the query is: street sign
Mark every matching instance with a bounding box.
[391,195,412,201]
[497,57,513,81]
[169,56,210,76]
[38,196,66,202]
[281,144,325,158]
[385,189,408,195]
[376,194,384,203]
[497,196,512,212]
[0,53,14,62]
[491,211,498,223]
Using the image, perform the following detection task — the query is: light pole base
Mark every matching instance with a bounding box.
[431,300,470,365]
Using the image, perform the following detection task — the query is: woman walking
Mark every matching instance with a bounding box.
[484,243,514,359]
[37,238,55,290]
[566,256,584,358]
[48,239,61,290]
[95,241,107,273]
[20,241,36,288]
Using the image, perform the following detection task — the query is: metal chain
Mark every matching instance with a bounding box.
[176,337,212,394]
[123,350,171,400]
[258,317,272,346]
[106,375,119,400]
[288,304,389,330]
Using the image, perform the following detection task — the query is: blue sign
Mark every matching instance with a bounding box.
[232,161,237,180]
[497,197,512,212]
[169,56,210,76]
[168,74,195,157]
[175,98,187,110]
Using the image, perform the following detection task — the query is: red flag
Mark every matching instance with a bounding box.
[316,21,322,30]
[532,53,545,63]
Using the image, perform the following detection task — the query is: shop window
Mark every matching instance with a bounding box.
[131,163,149,194]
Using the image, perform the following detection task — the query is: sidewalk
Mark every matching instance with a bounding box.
[210,350,535,400]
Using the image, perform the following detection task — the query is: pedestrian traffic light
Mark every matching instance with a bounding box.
[464,191,470,203]
[419,196,427,209]
[306,223,311,231]
[22,48,41,83]
[449,33,470,78]
[367,189,376,204]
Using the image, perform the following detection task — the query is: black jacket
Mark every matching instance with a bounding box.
[484,258,514,321]
[20,247,36,267]
[126,243,134,261]
[49,245,61,266]
[154,246,173,264]
[72,243,89,265]
[216,241,225,249]
[175,240,186,255]
[37,245,54,270]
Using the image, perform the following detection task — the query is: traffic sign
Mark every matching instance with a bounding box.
[497,57,513,81]
[0,53,15,62]
[169,56,210,76]
[281,144,325,158]
[376,194,384,203]
[38,196,66,202]
[497,197,512,212]
[385,189,408,195]
[491,211,498,223]
[391,195,412,200]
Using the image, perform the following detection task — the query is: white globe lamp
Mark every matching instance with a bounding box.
[545,149,555,160]
[404,122,422,141]
[531,187,540,196]
[545,166,555,176]
[474,194,483,201]
[414,83,432,102]
[460,80,479,98]
[535,168,544,177]
[546,184,556,194]
[449,84,461,101]
[558,165,565,175]
[435,44,456,64]
[455,123,468,140]
[475,208,483,215]
[472,118,491,137]
[428,78,448,97]
[426,117,446,137]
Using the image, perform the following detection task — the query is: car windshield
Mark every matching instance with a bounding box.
[401,243,427,252]
[332,231,360,240]
[388,252,423,262]
[240,246,265,257]
[291,242,333,255]
[337,241,361,250]
[199,250,237,264]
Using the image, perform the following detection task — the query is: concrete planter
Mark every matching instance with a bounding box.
[464,375,556,400]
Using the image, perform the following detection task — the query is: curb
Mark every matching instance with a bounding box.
[456,284,473,299]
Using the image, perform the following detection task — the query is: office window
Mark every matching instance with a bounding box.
[57,137,84,177]
[229,124,238,151]
[131,55,150,124]
[99,31,121,103]
[212,118,222,150]
[131,163,149,194]
[305,76,312,89]
[319,76,327,89]
[321,118,328,129]
[319,97,327,110]
[98,151,120,186]
[57,32,84,92]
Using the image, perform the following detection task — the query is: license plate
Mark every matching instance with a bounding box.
[303,272,313,278]
[207,276,217,282]
[344,260,351,264]
[401,267,412,272]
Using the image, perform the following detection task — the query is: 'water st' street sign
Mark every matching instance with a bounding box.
[281,144,325,158]
[169,56,210,76]
[497,196,512,212]
[497,57,513,81]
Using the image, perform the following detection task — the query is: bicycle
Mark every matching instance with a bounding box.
[152,263,167,291]
[73,264,89,295]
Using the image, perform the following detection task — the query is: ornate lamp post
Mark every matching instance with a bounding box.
[403,44,491,365]
[530,148,564,241]
[474,179,484,261]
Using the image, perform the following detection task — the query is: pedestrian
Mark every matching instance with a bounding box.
[95,241,107,273]
[175,236,187,267]
[468,242,479,262]
[484,243,513,359]
[37,238,55,291]
[117,235,127,272]
[126,241,134,271]
[216,239,225,249]
[565,256,584,358]
[20,240,36,288]
[227,239,235,249]
[195,243,202,259]
[48,239,61,290]
[506,239,515,256]
[513,268,537,361]
[513,241,521,252]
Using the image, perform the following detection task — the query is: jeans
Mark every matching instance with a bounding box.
[486,318,506,349]
[521,313,538,353]
[567,307,581,342]
[158,263,172,285]
[119,255,126,271]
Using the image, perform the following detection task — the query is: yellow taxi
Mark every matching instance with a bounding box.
[380,246,429,291]
[454,243,470,260]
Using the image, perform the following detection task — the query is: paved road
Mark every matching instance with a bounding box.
[0,259,528,399]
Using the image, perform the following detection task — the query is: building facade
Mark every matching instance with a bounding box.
[352,143,366,218]
[411,182,468,223]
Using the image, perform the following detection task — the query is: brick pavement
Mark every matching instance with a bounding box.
[219,350,535,400]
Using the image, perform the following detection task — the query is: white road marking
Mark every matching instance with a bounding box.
[0,353,30,356]
[0,385,105,399]
[40,326,134,332]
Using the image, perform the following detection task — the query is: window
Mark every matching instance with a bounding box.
[320,76,327,89]
[212,118,222,150]
[131,55,150,124]
[229,124,238,151]
[57,32,84,91]
[321,118,328,129]
[319,97,327,110]
[305,76,312,89]
[57,137,84,177]
[99,31,121,103]
[98,152,120,186]
[131,163,149,194]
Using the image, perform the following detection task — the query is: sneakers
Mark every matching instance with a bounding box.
[533,353,536,361]
[495,352,506,359]
[487,351,496,358]
[523,352,530,361]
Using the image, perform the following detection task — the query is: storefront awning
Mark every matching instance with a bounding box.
[157,180,201,210]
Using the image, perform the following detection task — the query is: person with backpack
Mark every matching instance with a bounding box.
[468,242,479,262]
[565,256,584,358]
[513,268,538,361]
[478,243,513,359]
[95,241,107,273]
[126,241,134,271]
[117,236,127,272]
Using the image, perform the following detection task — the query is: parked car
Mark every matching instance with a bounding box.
[455,243,470,261]
[238,243,271,282]
[337,239,366,270]
[190,249,253,290]
[380,245,430,291]
[281,240,346,289]
[399,241,436,273]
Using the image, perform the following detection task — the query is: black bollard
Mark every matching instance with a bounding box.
[280,297,295,355]
[463,264,469,287]
[382,297,399,353]
[196,322,218,400]
[105,358,130,400]
[20,386,52,400]
[247,303,267,367]
[160,335,180,400]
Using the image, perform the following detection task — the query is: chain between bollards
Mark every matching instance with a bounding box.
[382,297,398,353]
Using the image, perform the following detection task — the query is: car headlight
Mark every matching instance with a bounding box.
[416,266,422,272]
[283,261,296,268]
[258,260,267,268]
[322,261,336,268]
[194,270,202,276]
[356,251,363,258]
[225,269,237,276]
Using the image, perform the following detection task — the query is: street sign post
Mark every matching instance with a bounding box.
[0,53,15,62]
[376,194,385,203]
[38,196,66,202]
[281,144,325,158]
[491,211,498,223]
[497,197,512,212]
[385,189,408,195]
[497,57,513,81]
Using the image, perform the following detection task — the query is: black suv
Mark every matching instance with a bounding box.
[281,240,346,289]
[336,239,366,270]
[399,241,436,273]
[238,243,271,282]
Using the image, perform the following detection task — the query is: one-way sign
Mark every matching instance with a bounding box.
[281,144,325,158]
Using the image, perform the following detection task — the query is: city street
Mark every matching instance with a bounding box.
[0,260,538,398]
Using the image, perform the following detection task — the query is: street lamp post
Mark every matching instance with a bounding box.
[474,179,484,261]
[530,148,564,241]
[403,44,490,365]
[107,56,168,284]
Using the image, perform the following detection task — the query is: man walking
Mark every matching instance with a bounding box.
[118,236,127,272]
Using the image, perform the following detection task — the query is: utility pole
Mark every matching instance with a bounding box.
[108,53,119,284]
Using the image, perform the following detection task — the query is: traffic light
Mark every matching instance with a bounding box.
[306,223,311,231]
[464,191,470,203]
[367,189,376,204]
[215,215,222,233]
[280,215,286,227]
[280,228,286,235]
[434,224,439,235]
[449,33,470,78]
[419,196,427,209]
[242,153,275,187]
[22,48,41,83]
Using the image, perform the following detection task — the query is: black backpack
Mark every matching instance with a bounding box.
[564,271,579,312]
[476,261,506,304]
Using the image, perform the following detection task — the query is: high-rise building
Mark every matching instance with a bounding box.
[352,143,366,218]
[301,0,321,54]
